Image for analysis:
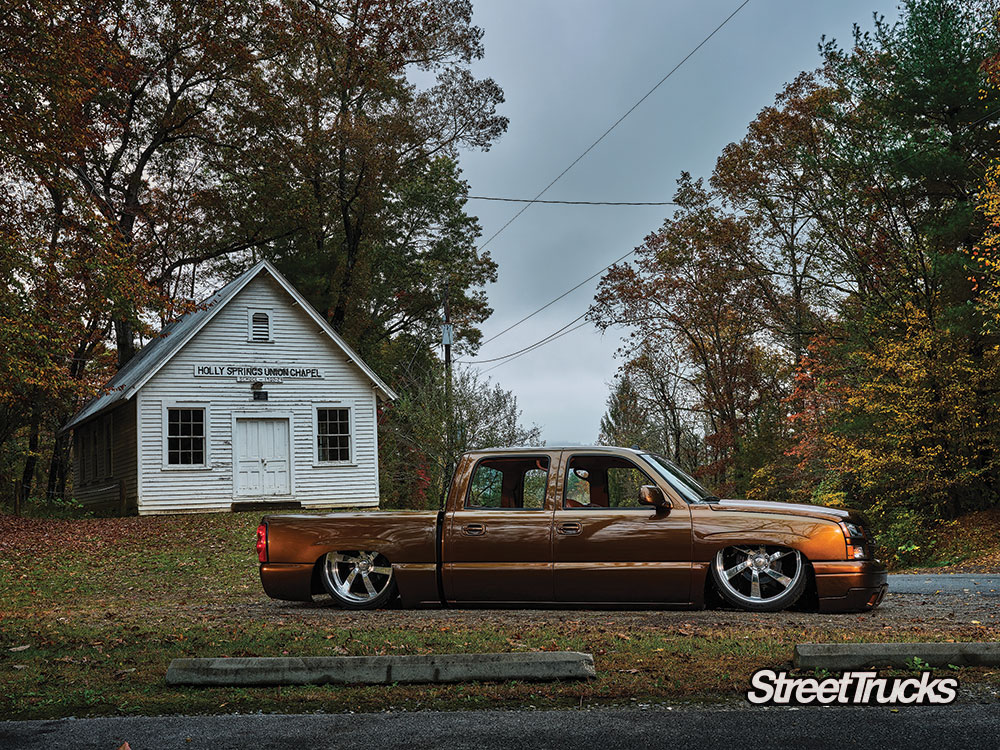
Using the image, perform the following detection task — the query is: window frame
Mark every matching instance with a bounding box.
[313,402,355,466]
[561,453,659,510]
[161,403,210,470]
[103,415,113,478]
[91,425,100,481]
[78,430,88,485]
[463,455,552,511]
[246,307,274,343]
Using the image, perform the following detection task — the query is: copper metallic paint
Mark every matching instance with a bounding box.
[258,447,888,612]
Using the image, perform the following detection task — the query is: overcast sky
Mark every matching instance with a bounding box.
[454,0,901,445]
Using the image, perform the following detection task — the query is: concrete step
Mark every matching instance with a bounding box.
[794,642,1000,670]
[166,651,596,686]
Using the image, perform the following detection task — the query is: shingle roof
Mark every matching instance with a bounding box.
[64,260,396,431]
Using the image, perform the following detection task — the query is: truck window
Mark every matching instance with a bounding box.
[466,456,550,509]
[564,455,656,509]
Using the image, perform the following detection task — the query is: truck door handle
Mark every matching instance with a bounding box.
[557,522,582,535]
[462,523,486,536]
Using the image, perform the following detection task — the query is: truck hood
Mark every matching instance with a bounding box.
[708,498,859,523]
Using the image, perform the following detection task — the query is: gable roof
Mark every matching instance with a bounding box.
[65,260,397,431]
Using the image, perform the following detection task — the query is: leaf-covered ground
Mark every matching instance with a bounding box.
[900,508,1000,574]
[0,512,997,720]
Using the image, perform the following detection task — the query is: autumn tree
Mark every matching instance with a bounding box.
[727,0,1000,542]
[970,19,1000,330]
[712,74,838,369]
[590,176,786,495]
[216,0,506,360]
[598,375,656,451]
[618,345,704,468]
[378,365,542,509]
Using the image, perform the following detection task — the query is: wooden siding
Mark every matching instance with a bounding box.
[135,273,381,515]
[72,399,138,513]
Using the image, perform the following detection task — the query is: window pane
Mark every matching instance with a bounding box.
[468,466,502,508]
[565,469,590,506]
[317,408,350,461]
[522,469,548,509]
[167,409,205,465]
[564,456,654,509]
[466,457,549,509]
[607,467,648,508]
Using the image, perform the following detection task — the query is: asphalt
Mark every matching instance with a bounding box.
[3,705,1000,750]
[887,574,1000,594]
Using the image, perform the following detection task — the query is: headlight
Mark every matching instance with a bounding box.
[840,521,869,560]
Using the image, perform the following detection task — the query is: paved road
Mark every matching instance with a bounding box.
[888,574,1000,595]
[4,706,1000,750]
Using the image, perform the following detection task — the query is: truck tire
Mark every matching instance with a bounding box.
[710,545,807,612]
[320,551,398,609]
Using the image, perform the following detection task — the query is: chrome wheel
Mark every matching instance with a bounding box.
[322,551,394,605]
[712,545,804,610]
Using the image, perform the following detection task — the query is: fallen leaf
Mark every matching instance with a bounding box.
[8,645,29,652]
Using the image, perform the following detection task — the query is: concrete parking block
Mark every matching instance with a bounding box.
[794,642,1000,670]
[166,651,596,686]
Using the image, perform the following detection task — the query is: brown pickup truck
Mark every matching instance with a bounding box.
[257,446,887,613]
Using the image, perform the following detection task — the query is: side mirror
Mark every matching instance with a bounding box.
[639,485,671,512]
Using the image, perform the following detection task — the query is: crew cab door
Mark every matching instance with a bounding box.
[442,454,555,603]
[553,452,692,603]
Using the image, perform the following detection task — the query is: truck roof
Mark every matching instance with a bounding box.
[463,445,646,456]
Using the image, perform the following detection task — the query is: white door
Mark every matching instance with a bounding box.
[235,418,291,496]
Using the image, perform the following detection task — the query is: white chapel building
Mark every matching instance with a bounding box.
[64,260,396,515]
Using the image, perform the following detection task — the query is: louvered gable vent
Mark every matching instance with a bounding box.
[251,311,270,341]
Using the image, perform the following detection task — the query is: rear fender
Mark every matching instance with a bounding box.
[264,513,438,565]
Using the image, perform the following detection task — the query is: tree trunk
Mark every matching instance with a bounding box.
[114,318,136,368]
[20,406,40,501]
[46,426,70,500]
[330,223,362,334]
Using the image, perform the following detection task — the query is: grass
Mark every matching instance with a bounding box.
[1,511,997,720]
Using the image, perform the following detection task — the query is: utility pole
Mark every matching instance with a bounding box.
[442,288,454,507]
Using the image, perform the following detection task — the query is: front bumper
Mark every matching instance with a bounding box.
[812,560,888,613]
[259,562,316,602]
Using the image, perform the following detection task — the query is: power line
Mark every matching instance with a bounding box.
[459,309,590,364]
[469,196,678,206]
[475,101,1000,358]
[475,0,752,253]
[466,2,1000,372]
[479,246,640,347]
[482,320,592,374]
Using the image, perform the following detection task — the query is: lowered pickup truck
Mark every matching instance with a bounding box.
[257,446,887,613]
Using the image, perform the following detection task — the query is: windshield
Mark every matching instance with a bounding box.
[641,454,717,503]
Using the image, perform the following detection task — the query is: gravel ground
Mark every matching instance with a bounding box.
[238,591,1000,632]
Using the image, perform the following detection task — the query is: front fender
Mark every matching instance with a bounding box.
[691,508,847,563]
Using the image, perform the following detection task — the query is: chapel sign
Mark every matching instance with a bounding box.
[193,364,323,382]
